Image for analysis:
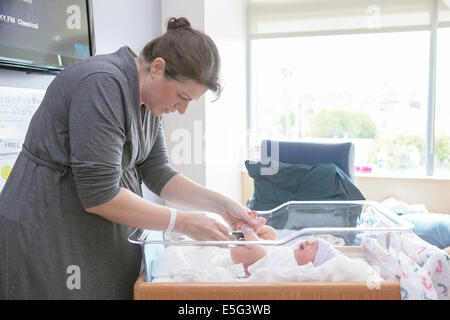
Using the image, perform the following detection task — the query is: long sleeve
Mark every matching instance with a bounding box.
[68,72,127,208]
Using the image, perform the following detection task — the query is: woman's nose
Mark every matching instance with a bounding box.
[175,101,189,114]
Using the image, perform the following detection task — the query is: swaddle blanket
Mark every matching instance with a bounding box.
[362,231,450,300]
[151,244,383,284]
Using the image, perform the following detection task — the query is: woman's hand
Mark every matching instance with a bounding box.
[174,211,230,241]
[219,198,258,231]
[160,174,258,232]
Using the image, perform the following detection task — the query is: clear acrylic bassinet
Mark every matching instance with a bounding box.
[128,200,413,282]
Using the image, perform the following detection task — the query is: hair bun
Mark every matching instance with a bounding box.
[167,17,191,30]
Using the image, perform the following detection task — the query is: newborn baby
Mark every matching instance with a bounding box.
[230,218,340,275]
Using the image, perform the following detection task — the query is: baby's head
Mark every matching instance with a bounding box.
[293,238,339,267]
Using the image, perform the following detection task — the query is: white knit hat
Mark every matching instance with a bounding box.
[313,238,339,267]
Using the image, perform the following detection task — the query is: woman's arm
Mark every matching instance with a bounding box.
[85,188,230,241]
[160,173,257,229]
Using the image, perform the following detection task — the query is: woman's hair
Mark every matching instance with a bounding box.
[141,17,222,99]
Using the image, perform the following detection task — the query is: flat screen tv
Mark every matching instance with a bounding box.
[0,0,95,74]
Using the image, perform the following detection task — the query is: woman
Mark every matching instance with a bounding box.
[0,17,257,299]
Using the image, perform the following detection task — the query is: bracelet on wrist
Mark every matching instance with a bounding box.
[166,208,177,233]
[242,227,253,233]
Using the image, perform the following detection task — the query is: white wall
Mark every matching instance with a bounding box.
[0,69,54,90]
[161,0,207,187]
[162,0,248,202]
[161,0,205,31]
[204,0,248,201]
[92,0,161,55]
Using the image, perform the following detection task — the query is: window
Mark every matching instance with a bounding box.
[248,0,450,178]
[435,27,450,176]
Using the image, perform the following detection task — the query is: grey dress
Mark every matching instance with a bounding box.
[0,46,178,299]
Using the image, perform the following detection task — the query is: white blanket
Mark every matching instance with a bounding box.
[151,246,247,282]
[362,231,450,300]
[151,245,384,284]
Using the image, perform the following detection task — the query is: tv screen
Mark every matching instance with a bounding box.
[0,0,94,73]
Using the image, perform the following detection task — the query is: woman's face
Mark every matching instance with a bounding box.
[139,57,208,116]
[293,240,319,266]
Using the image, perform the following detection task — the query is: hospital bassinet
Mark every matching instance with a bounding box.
[129,201,413,300]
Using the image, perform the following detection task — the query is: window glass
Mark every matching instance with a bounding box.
[251,31,429,175]
[435,27,450,177]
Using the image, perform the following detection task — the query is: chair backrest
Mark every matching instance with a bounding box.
[260,139,355,181]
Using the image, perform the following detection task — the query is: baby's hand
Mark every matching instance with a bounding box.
[235,222,251,232]
[247,211,268,233]
[253,216,269,234]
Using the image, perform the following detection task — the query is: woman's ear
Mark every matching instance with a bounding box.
[150,57,166,76]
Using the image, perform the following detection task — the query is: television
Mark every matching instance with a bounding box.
[0,0,95,74]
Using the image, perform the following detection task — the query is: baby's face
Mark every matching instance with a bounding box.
[293,240,319,266]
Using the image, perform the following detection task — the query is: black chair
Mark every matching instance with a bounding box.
[260,139,355,180]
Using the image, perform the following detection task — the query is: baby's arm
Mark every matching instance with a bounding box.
[254,217,277,240]
[230,226,267,275]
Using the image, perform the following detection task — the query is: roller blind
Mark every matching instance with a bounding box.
[248,0,450,37]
